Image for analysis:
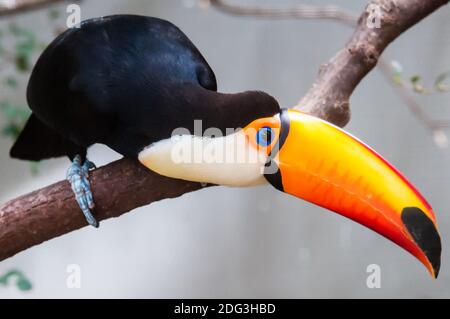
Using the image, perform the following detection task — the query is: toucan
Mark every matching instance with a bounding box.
[9,15,441,277]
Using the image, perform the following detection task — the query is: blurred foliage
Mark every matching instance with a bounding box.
[390,60,450,94]
[9,23,37,72]
[0,269,32,292]
[0,101,30,140]
[0,5,65,175]
[0,22,40,142]
[4,75,18,88]
[0,5,65,138]
[48,8,61,20]
[390,60,450,149]
[435,71,450,92]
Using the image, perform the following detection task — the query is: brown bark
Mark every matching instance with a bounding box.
[0,0,448,262]
[0,0,65,16]
[208,0,357,26]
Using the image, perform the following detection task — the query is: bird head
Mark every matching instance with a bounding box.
[139,108,441,278]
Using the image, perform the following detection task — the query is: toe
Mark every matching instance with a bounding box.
[82,180,95,209]
[84,210,99,228]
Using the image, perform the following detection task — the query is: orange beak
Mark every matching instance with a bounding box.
[244,109,441,278]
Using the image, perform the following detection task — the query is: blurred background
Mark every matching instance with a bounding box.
[0,0,449,298]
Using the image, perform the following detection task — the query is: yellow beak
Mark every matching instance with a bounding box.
[254,109,441,277]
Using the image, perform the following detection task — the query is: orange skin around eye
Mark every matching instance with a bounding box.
[242,116,281,156]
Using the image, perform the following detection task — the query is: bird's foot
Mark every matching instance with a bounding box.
[67,155,98,228]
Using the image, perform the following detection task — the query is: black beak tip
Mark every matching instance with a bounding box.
[401,207,442,278]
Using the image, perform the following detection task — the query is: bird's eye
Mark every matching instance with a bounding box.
[256,127,274,147]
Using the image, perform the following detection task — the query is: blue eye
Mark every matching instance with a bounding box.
[256,127,274,147]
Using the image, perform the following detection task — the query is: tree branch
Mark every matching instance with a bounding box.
[0,159,206,261]
[0,0,65,17]
[208,0,357,26]
[0,0,448,262]
[297,0,449,127]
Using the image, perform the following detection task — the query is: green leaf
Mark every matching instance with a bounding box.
[8,24,35,39]
[7,24,37,72]
[48,8,60,20]
[0,102,30,119]
[15,33,36,53]
[2,123,22,139]
[15,54,30,71]
[0,272,9,285]
[435,71,450,92]
[410,75,421,84]
[0,101,30,140]
[0,270,32,292]
[16,278,33,291]
[4,76,18,88]
[410,75,425,93]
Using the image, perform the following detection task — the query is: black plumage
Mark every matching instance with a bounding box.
[11,15,280,161]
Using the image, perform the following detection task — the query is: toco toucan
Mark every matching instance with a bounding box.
[10,15,441,277]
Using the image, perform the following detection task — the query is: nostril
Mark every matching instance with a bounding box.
[401,207,442,277]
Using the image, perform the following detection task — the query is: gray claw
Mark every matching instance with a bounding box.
[67,155,98,228]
